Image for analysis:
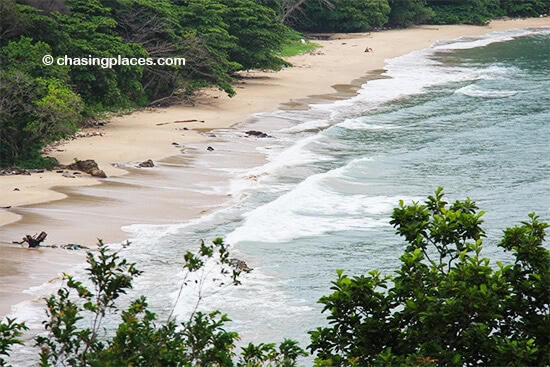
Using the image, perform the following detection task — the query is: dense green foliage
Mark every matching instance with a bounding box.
[0,23,83,168]
[309,188,549,366]
[0,318,27,366]
[427,0,549,25]
[1,190,548,366]
[0,239,305,366]
[1,0,547,168]
[427,0,502,25]
[0,0,289,168]
[292,0,392,32]
[387,0,435,28]
[290,0,548,31]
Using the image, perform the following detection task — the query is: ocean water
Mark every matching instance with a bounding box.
[6,27,550,364]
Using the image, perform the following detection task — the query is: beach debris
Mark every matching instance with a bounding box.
[309,50,324,56]
[59,243,89,250]
[74,131,103,138]
[13,239,90,250]
[13,188,20,191]
[62,171,75,178]
[41,131,104,155]
[0,168,43,176]
[138,159,155,168]
[364,47,373,52]
[229,258,252,272]
[245,130,270,138]
[13,231,48,248]
[156,119,205,126]
[63,159,107,178]
[206,146,215,151]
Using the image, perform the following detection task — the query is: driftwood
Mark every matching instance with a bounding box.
[156,119,205,126]
[13,231,47,248]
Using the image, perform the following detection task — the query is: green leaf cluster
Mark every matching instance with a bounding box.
[425,0,548,25]
[0,39,82,168]
[1,238,305,366]
[2,0,546,169]
[293,0,392,32]
[290,0,548,31]
[0,318,28,366]
[309,188,549,366]
[0,0,291,168]
[1,189,548,366]
[426,0,502,25]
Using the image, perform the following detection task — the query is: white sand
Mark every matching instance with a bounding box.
[1,18,548,316]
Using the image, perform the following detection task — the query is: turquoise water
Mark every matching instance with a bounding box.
[7,27,550,364]
[162,27,550,346]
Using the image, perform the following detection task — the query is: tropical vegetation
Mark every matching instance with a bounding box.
[1,0,548,168]
[1,189,548,366]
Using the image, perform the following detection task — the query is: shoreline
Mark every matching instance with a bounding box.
[1,18,549,317]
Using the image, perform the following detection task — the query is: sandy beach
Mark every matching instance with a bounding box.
[1,18,548,317]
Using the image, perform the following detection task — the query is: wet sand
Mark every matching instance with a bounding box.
[1,18,549,317]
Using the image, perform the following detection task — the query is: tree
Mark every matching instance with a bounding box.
[174,0,242,96]
[387,0,434,28]
[0,69,82,168]
[17,0,70,15]
[277,0,333,26]
[1,190,548,365]
[426,0,502,25]
[293,0,391,33]
[48,0,149,110]
[219,0,291,71]
[309,188,549,366]
[500,0,550,17]
[1,239,306,366]
[0,0,30,47]
[108,0,217,101]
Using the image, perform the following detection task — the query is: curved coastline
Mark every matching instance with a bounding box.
[1,18,549,317]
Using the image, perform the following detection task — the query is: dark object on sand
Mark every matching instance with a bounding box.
[13,231,48,248]
[138,159,155,167]
[207,146,215,151]
[64,159,107,178]
[245,130,270,138]
[60,244,89,250]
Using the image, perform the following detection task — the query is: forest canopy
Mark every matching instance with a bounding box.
[1,0,548,168]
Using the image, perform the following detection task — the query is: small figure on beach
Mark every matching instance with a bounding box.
[364,47,373,53]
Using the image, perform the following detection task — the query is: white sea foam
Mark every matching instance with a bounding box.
[432,27,549,51]
[308,27,549,122]
[337,119,401,131]
[277,118,331,133]
[226,133,333,198]
[225,160,406,245]
[472,65,522,80]
[455,84,518,98]
[6,28,549,366]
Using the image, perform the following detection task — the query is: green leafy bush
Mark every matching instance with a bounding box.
[1,239,305,367]
[309,188,549,366]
